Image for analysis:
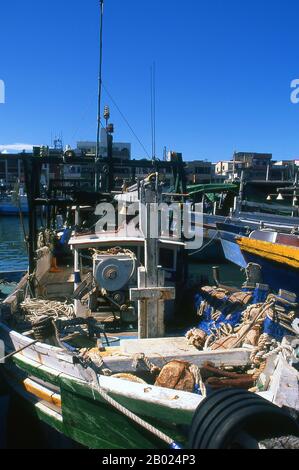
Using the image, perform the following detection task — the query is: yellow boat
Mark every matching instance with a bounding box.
[236,232,299,295]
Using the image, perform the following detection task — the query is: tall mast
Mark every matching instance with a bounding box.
[95,0,104,192]
[151,62,156,161]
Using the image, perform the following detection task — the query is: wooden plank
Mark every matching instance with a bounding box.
[13,355,62,387]
[39,267,75,286]
[59,372,202,423]
[12,352,83,391]
[98,375,202,420]
[157,268,166,338]
[35,402,64,435]
[270,356,299,411]
[130,287,175,301]
[137,267,146,339]
[3,273,28,307]
[122,336,248,357]
[103,343,251,373]
[23,378,62,408]
[121,336,195,354]
[0,323,84,380]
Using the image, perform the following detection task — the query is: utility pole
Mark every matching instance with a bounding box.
[95,0,104,192]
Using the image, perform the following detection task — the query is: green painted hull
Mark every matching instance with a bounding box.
[7,355,189,450]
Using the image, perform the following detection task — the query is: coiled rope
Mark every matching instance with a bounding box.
[20,299,75,323]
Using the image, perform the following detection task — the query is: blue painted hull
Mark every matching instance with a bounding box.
[219,230,299,296]
[242,252,299,297]
[0,204,28,215]
[218,231,247,268]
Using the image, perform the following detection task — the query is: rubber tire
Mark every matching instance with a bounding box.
[189,389,257,447]
[189,389,299,449]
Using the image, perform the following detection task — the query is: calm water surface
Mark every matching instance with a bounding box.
[0,217,28,272]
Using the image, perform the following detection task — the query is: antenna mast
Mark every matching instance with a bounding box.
[151,62,156,160]
[95,0,104,191]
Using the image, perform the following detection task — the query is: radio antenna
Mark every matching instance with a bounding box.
[151,62,156,160]
[95,0,104,191]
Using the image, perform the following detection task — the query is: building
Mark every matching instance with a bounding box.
[0,153,52,191]
[0,157,23,188]
[71,129,132,188]
[271,160,299,181]
[185,160,213,185]
[76,129,131,161]
[232,152,272,180]
[214,152,273,182]
[215,161,234,177]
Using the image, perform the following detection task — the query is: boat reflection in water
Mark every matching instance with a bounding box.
[0,194,28,216]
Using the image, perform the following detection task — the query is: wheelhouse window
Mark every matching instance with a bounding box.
[159,248,175,270]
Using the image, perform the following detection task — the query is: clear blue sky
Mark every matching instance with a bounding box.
[1,0,299,161]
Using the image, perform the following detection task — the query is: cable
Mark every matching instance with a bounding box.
[93,372,182,449]
[188,216,230,257]
[102,82,151,158]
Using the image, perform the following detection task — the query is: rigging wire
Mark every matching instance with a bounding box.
[102,82,151,159]
[71,93,97,144]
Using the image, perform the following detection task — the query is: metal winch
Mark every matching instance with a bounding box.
[93,253,137,322]
[93,254,136,292]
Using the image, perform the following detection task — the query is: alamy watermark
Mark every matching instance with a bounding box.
[0,339,4,364]
[0,79,5,104]
[94,202,204,250]
[290,79,299,104]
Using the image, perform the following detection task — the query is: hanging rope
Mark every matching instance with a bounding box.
[84,368,182,449]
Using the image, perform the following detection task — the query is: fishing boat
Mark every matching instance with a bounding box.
[1,1,298,450]
[188,178,299,262]
[1,234,299,448]
[218,226,299,296]
[237,231,299,297]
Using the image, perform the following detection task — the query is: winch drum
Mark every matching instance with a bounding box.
[93,255,136,292]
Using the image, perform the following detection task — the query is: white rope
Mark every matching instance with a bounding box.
[92,373,180,448]
[20,299,75,323]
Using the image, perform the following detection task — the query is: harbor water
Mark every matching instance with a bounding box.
[0,217,28,273]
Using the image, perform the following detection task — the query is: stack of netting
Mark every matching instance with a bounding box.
[188,286,299,352]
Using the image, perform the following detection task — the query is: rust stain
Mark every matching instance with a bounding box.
[37,352,43,364]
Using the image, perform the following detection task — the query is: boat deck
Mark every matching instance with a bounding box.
[38,267,89,299]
